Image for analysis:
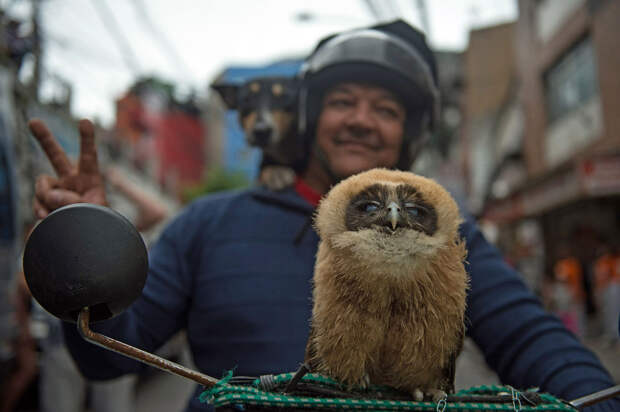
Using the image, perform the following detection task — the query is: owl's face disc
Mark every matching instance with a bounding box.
[315,168,463,276]
[345,183,438,236]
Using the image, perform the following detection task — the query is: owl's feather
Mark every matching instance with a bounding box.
[306,168,468,400]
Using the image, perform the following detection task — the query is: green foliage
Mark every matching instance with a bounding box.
[130,76,175,100]
[182,167,250,204]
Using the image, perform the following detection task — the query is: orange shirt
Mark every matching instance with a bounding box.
[554,257,584,301]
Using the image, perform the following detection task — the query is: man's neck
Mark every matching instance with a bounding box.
[294,177,322,207]
[300,157,332,195]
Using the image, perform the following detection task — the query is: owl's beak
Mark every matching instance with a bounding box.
[387,201,401,230]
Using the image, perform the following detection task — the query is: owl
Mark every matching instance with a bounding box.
[306,168,468,401]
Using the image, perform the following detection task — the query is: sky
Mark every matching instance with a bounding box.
[6,0,517,126]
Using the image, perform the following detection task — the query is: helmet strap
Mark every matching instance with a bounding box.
[397,111,430,170]
[311,141,340,186]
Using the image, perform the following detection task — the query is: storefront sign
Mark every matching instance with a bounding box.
[484,154,620,222]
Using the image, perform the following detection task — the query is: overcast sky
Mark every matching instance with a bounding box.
[6,0,517,125]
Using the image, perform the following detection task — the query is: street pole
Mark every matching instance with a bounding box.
[29,0,40,99]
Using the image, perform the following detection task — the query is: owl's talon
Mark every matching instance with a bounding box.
[427,389,447,403]
[343,373,371,391]
[361,373,371,389]
[412,388,424,401]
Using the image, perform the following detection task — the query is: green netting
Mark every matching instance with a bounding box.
[199,372,576,411]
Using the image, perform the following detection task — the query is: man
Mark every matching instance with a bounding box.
[30,20,617,412]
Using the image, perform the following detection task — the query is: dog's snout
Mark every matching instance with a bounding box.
[252,121,273,147]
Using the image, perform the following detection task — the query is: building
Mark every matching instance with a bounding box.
[465,0,620,297]
[114,77,209,199]
[413,50,465,198]
[460,22,518,216]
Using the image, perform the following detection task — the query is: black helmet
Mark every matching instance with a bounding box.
[298,19,439,171]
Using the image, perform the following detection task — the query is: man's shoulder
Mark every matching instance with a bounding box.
[156,188,260,245]
[189,187,259,209]
[174,188,260,223]
[157,186,314,252]
[188,186,313,215]
[168,186,308,229]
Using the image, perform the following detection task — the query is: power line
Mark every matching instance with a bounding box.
[385,0,401,19]
[369,0,398,20]
[129,0,195,84]
[361,0,382,20]
[42,0,116,55]
[415,0,431,38]
[44,31,128,69]
[90,0,141,74]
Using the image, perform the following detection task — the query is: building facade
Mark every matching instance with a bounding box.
[114,78,208,199]
[465,0,620,320]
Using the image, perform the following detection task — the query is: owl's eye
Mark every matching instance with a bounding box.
[405,203,425,217]
[359,201,380,213]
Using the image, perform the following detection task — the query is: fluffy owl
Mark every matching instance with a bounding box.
[305,168,468,401]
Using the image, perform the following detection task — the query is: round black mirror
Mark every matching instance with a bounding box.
[23,203,148,323]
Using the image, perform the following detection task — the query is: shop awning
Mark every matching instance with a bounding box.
[483,154,620,223]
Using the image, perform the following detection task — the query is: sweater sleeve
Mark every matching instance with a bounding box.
[461,215,619,411]
[62,202,200,380]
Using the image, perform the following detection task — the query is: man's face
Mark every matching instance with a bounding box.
[315,83,406,179]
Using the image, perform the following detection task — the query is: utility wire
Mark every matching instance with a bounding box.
[372,0,396,20]
[90,0,141,74]
[129,0,195,84]
[42,0,117,56]
[385,0,401,19]
[44,31,128,69]
[362,0,382,20]
[415,0,431,38]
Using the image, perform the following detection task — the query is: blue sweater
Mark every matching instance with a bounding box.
[63,187,618,411]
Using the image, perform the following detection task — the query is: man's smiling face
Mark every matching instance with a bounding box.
[315,82,406,179]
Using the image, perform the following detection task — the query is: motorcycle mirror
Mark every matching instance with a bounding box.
[23,203,148,323]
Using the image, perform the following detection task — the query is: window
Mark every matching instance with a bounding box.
[544,36,599,124]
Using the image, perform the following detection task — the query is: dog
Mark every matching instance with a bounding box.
[212,76,302,190]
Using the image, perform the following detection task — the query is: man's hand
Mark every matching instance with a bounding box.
[29,118,107,219]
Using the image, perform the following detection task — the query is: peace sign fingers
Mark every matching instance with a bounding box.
[28,118,74,177]
[77,119,100,175]
[29,118,108,215]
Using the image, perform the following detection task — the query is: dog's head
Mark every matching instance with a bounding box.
[212,77,298,148]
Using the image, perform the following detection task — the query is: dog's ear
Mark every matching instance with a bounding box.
[211,83,239,110]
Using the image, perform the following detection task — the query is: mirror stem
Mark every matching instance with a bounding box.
[77,307,219,388]
[569,384,620,409]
